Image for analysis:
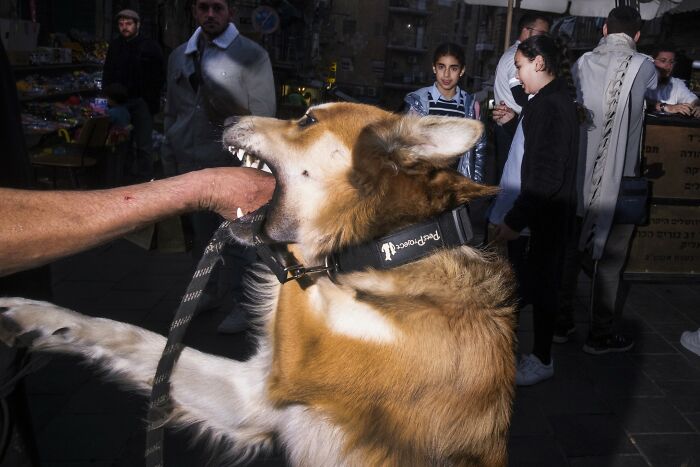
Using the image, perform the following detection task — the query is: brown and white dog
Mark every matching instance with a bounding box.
[0,103,516,466]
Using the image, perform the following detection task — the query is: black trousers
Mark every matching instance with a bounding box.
[556,219,634,339]
[528,228,568,364]
[507,235,532,308]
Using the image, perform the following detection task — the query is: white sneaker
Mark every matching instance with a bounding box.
[515,354,554,386]
[680,328,700,357]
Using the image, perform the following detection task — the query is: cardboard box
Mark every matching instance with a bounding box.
[644,124,700,200]
[626,204,700,275]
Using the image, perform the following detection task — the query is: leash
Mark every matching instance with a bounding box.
[144,220,231,467]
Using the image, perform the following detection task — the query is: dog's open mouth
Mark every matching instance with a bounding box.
[228,146,273,175]
[227,145,275,226]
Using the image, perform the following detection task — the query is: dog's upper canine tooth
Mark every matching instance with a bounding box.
[262,163,271,173]
[236,207,243,219]
[236,148,245,161]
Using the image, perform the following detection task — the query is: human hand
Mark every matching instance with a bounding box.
[666,103,694,116]
[492,102,516,126]
[198,167,275,220]
[692,105,700,119]
[491,223,520,242]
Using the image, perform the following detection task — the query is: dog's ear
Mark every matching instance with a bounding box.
[349,113,484,197]
[400,115,484,163]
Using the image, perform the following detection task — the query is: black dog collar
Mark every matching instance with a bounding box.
[255,204,476,284]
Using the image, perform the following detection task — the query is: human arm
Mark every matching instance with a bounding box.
[654,101,695,116]
[675,82,700,116]
[491,222,520,242]
[668,78,700,117]
[0,168,274,277]
[510,83,528,109]
[493,44,522,114]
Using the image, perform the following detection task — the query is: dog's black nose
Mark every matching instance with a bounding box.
[224,116,240,128]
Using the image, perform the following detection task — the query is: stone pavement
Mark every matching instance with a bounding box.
[9,239,700,466]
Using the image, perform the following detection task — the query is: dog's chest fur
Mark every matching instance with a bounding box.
[259,248,515,466]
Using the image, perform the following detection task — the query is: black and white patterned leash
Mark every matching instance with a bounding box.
[144,220,231,467]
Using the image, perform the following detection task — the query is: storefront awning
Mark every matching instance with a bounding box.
[462,0,685,20]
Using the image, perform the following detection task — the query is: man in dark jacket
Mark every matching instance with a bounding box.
[103,9,165,180]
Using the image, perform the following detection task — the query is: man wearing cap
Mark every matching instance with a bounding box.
[161,0,275,333]
[103,9,165,180]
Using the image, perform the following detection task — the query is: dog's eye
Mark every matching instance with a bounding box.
[298,114,317,128]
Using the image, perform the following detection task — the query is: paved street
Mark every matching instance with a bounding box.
[11,238,700,466]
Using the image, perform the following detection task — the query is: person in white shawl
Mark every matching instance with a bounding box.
[569,6,657,354]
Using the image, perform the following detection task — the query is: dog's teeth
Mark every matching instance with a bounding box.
[236,207,243,219]
[253,158,263,169]
[243,154,253,167]
[237,148,245,161]
[262,163,271,173]
[228,146,236,155]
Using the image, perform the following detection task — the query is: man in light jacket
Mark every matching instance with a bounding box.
[563,6,657,355]
[161,0,276,333]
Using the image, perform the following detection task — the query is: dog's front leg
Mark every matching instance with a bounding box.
[0,298,277,458]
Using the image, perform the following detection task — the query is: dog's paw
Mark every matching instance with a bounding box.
[0,298,81,349]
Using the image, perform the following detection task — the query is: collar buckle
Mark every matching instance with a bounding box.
[284,262,335,282]
[255,237,337,284]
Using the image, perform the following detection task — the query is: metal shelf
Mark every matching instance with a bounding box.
[13,62,102,74]
[19,88,99,102]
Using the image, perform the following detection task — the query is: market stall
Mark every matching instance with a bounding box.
[1,16,130,188]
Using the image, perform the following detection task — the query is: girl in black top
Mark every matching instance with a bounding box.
[492,34,581,386]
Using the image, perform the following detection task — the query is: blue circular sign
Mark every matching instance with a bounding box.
[252,6,280,34]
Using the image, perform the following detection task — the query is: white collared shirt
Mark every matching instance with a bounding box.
[645,77,698,105]
[494,41,522,113]
[185,23,240,55]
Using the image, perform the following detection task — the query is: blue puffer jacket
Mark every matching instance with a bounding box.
[404,86,487,183]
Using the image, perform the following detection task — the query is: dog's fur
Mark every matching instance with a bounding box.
[0,103,516,466]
